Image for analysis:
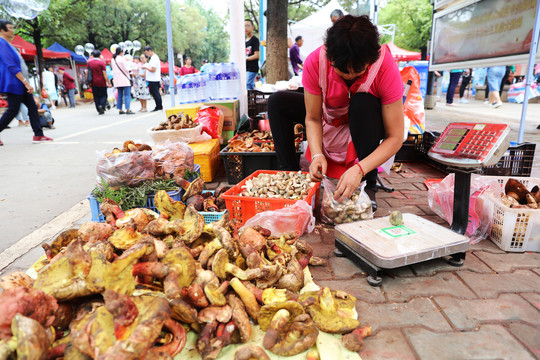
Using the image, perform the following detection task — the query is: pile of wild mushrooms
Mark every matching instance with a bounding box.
[0,191,370,360]
[240,172,316,200]
[500,178,540,209]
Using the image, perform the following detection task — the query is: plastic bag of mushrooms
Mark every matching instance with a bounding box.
[0,192,369,360]
[321,177,373,225]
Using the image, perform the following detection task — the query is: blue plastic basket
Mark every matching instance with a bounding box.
[199,190,226,224]
[88,189,182,223]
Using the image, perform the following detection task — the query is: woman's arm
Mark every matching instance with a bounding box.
[305,90,326,181]
[15,72,34,93]
[334,98,404,199]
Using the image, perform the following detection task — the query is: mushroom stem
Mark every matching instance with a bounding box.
[263,309,290,349]
[234,345,270,360]
[155,318,187,357]
[230,278,260,321]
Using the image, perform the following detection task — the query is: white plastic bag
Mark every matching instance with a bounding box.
[240,200,315,237]
[96,150,155,189]
[427,174,500,243]
[321,177,373,224]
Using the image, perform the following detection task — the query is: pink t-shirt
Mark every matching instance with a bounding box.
[302,45,403,107]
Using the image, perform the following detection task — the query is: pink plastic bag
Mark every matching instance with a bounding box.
[240,200,315,237]
[427,174,499,243]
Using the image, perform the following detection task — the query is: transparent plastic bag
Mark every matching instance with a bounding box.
[96,150,155,189]
[427,174,500,243]
[321,177,373,225]
[240,200,315,237]
[152,140,195,180]
[400,66,425,134]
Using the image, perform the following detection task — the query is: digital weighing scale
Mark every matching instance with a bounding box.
[334,122,510,286]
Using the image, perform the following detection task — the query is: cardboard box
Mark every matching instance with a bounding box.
[221,130,235,143]
[166,103,203,120]
[204,99,239,131]
[189,139,221,182]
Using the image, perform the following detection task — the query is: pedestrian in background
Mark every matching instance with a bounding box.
[434,70,443,101]
[0,19,52,145]
[290,36,304,76]
[499,65,515,96]
[134,54,152,112]
[330,9,344,23]
[486,65,505,108]
[111,47,134,115]
[245,19,260,90]
[143,45,163,112]
[88,49,111,115]
[458,68,472,104]
[42,66,58,109]
[58,67,76,108]
[200,59,210,73]
[445,69,463,106]
[179,57,198,76]
[34,96,54,129]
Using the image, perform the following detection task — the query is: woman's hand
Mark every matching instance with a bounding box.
[309,154,327,182]
[334,164,363,200]
[25,84,34,94]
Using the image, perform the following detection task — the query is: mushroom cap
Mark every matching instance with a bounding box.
[154,190,186,220]
[300,287,359,334]
[179,205,205,244]
[169,298,198,324]
[161,247,196,288]
[212,249,230,280]
[197,305,232,324]
[258,301,305,332]
[505,178,530,203]
[182,177,204,202]
[108,227,143,250]
[204,283,226,306]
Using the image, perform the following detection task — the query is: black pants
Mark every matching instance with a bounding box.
[148,81,162,110]
[268,91,384,187]
[499,68,510,96]
[459,75,471,98]
[0,92,43,136]
[92,86,108,112]
[446,71,462,104]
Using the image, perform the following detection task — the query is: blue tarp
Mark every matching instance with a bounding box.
[47,42,87,64]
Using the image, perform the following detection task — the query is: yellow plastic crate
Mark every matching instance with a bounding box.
[189,139,220,182]
[166,103,203,120]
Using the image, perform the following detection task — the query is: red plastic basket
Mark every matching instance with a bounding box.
[221,170,321,226]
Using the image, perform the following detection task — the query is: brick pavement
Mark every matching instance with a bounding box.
[296,162,540,360]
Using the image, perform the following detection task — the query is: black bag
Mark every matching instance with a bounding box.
[86,64,93,86]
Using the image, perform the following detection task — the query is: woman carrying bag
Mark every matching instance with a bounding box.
[110,47,134,115]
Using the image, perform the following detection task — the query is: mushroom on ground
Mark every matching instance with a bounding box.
[258,301,305,332]
[204,283,227,306]
[342,326,372,352]
[227,294,252,343]
[154,190,186,220]
[179,178,205,202]
[197,305,232,324]
[42,228,79,259]
[234,344,270,360]
[169,298,198,324]
[264,313,319,356]
[212,249,262,281]
[230,277,260,321]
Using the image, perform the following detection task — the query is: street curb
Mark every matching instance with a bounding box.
[0,200,90,272]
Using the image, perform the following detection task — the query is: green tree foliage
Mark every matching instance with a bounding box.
[378,0,433,52]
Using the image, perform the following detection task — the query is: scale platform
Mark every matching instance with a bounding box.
[335,214,469,285]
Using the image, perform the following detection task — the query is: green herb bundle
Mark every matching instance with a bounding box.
[93,178,179,211]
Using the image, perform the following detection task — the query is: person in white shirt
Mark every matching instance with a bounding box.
[142,45,162,111]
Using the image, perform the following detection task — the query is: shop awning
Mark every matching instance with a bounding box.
[11,35,71,61]
[161,61,181,75]
[47,42,87,64]
[386,42,424,62]
[101,48,113,64]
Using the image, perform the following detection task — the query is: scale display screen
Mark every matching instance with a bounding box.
[428,122,509,167]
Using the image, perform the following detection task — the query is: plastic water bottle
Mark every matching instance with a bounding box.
[199,72,209,102]
[220,63,233,99]
[231,62,241,98]
[180,74,194,103]
[192,74,201,103]
[207,63,218,100]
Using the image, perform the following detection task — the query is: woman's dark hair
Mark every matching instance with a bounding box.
[0,19,13,32]
[113,47,123,59]
[325,15,380,74]
[330,9,344,19]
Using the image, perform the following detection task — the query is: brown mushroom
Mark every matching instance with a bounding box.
[258,301,305,332]
[182,283,209,309]
[212,249,262,281]
[505,178,530,204]
[238,227,267,259]
[265,313,319,356]
[198,305,232,323]
[186,195,205,211]
[178,177,205,202]
[342,326,372,352]
[234,345,270,360]
[204,283,227,306]
[199,238,223,269]
[170,298,198,324]
[227,294,252,343]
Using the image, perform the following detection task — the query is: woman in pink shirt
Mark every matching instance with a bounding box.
[268,15,404,209]
[111,47,134,115]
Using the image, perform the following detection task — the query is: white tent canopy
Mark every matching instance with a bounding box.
[289,0,347,59]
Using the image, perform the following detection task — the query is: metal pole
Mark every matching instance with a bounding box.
[259,0,266,70]
[518,0,540,142]
[165,0,175,107]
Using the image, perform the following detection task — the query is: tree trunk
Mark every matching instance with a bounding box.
[32,19,44,90]
[266,0,289,83]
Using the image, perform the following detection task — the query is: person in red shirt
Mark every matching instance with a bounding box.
[268,15,404,210]
[58,67,76,108]
[88,49,112,115]
[179,57,198,76]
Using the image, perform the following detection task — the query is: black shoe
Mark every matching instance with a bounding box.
[106,104,111,110]
[119,110,125,115]
[364,187,378,213]
[125,110,135,115]
[151,108,160,112]
[97,106,104,115]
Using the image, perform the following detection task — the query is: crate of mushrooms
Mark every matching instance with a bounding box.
[222,170,321,226]
[147,112,203,144]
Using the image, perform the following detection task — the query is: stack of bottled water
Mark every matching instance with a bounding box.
[176,62,241,104]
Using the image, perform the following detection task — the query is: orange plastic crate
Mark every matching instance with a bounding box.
[221,170,320,226]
